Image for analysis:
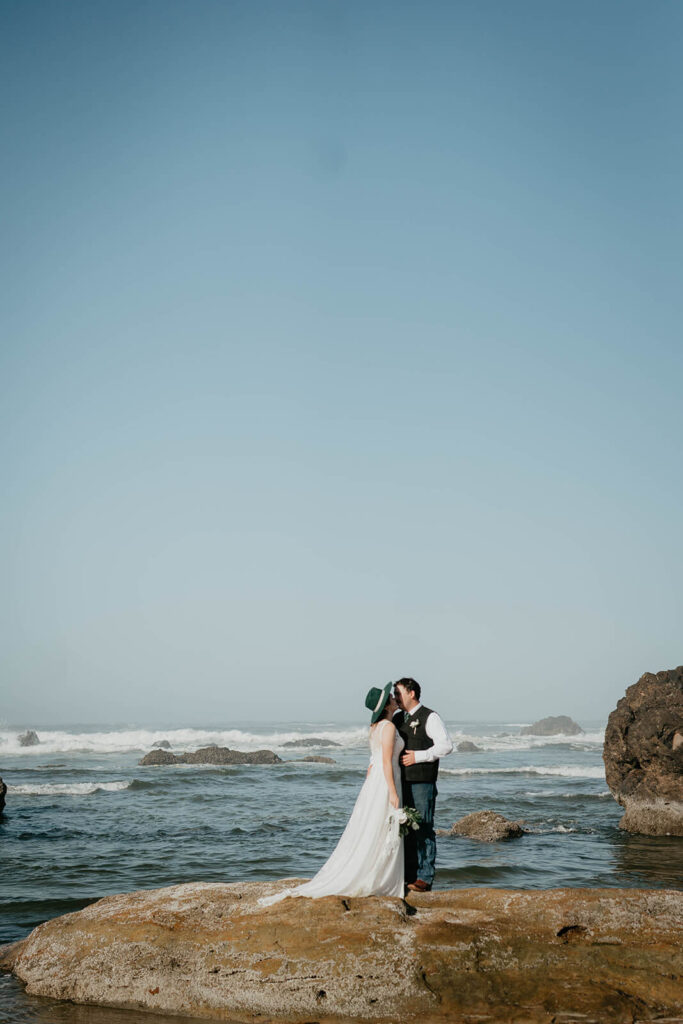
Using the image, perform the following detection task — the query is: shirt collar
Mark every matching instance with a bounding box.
[406,702,422,717]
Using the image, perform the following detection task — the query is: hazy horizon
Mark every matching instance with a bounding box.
[2,1,681,727]
[0,702,643,732]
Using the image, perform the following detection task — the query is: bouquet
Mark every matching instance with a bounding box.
[395,806,422,837]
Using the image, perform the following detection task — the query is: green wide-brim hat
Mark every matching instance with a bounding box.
[365,682,392,724]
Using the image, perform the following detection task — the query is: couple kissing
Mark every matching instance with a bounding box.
[259,677,453,906]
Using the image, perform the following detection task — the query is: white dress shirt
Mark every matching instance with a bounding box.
[405,702,453,763]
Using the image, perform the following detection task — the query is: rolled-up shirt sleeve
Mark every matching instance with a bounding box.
[412,712,453,763]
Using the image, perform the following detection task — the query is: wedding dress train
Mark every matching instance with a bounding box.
[259,719,405,905]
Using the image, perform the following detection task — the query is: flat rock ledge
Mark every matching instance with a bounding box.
[1,883,681,1024]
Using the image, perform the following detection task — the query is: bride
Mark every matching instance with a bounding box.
[259,683,405,905]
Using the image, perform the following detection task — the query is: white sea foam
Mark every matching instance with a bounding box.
[0,726,369,756]
[527,824,580,834]
[0,723,605,757]
[524,789,612,798]
[440,765,605,779]
[451,730,605,752]
[8,781,131,796]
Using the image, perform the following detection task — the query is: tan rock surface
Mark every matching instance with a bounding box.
[1,882,682,1023]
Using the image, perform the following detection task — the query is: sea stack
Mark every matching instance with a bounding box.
[18,730,40,747]
[603,665,683,836]
[520,716,583,736]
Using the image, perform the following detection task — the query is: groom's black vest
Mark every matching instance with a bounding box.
[398,705,439,784]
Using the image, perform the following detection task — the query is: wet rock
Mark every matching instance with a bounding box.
[139,746,282,766]
[2,882,681,1023]
[139,749,177,765]
[179,746,282,765]
[282,738,340,748]
[457,740,482,752]
[18,730,40,747]
[152,740,172,749]
[0,777,6,813]
[441,810,526,841]
[603,665,683,836]
[520,716,583,736]
[297,755,336,764]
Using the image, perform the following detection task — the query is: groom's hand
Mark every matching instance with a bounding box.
[401,751,416,767]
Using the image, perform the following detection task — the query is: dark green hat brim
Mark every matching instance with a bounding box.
[367,682,392,724]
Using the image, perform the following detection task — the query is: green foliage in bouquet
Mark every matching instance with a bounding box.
[398,806,422,837]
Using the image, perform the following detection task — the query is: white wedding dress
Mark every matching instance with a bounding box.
[259,719,405,905]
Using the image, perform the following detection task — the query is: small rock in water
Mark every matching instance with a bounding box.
[152,740,172,749]
[0,776,6,813]
[18,730,40,747]
[180,746,282,765]
[520,716,583,736]
[297,755,336,764]
[441,810,526,841]
[457,740,483,752]
[139,746,283,766]
[140,749,177,765]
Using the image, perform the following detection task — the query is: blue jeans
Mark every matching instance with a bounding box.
[403,781,437,886]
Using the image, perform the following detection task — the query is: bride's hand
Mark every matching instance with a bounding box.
[390,791,399,809]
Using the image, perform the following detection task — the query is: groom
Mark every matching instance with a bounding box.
[394,677,453,892]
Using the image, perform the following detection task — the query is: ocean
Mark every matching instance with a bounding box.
[1,719,682,1023]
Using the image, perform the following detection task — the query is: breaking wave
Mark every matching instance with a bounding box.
[440,765,605,779]
[451,730,605,751]
[8,781,131,796]
[0,726,369,756]
[0,724,606,757]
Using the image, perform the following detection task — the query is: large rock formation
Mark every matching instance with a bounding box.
[1,883,681,1023]
[439,810,526,841]
[603,665,683,836]
[0,776,6,813]
[18,730,40,747]
[521,716,583,736]
[139,746,282,766]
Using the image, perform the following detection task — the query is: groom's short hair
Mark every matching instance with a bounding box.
[395,677,421,701]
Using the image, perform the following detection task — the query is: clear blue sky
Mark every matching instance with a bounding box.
[2,0,681,725]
